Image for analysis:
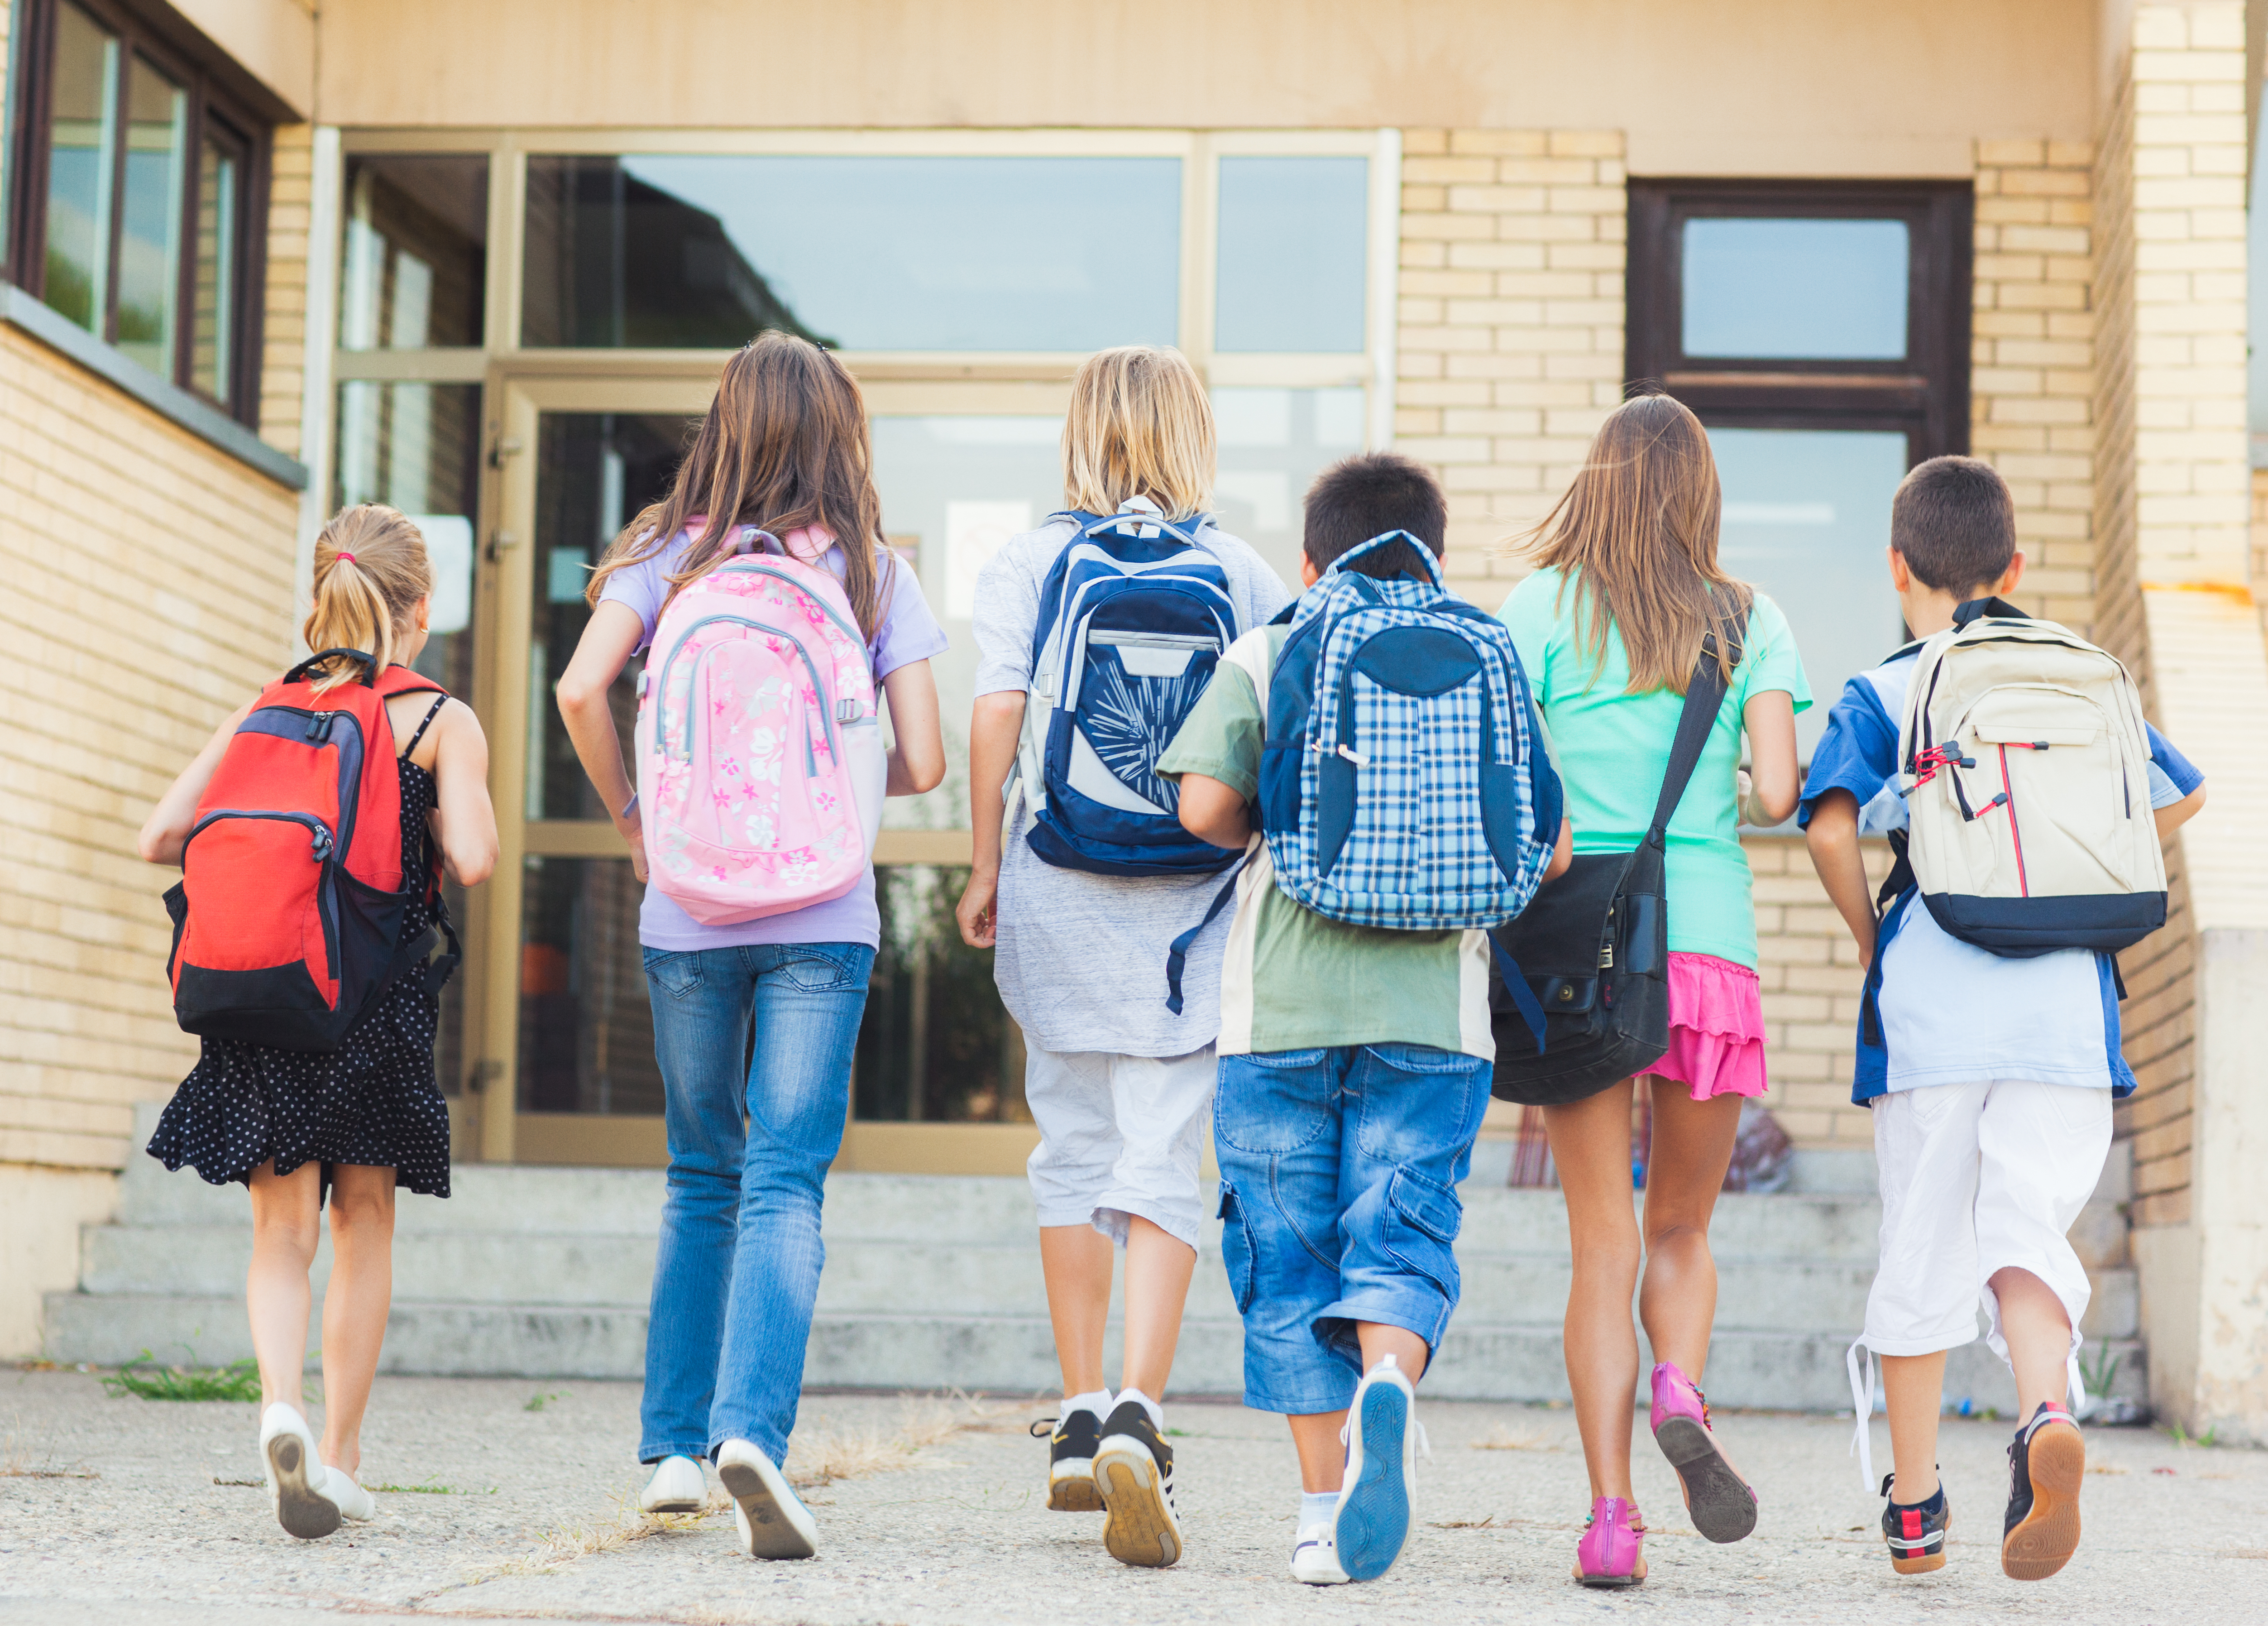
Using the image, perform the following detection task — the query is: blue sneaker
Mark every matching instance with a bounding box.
[1332,1355,1421,1581]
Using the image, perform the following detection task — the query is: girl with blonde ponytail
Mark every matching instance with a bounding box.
[137,504,499,1542]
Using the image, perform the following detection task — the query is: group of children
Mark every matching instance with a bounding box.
[139,335,2204,1592]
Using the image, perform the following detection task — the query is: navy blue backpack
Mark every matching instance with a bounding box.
[1015,504,1245,877]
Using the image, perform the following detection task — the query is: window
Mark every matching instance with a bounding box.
[1628,180,1972,755]
[5,0,268,417]
[1215,155,1369,353]
[340,154,488,350]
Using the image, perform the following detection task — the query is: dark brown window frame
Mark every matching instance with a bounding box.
[1627,178,1973,463]
[4,0,271,425]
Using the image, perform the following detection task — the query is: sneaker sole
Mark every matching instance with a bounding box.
[2003,1425,2083,1581]
[264,1431,340,1542]
[1336,1381,1412,1583]
[1092,1439,1180,1568]
[1047,1459,1104,1513]
[641,1495,704,1514]
[718,1456,817,1560]
[1890,1545,1947,1575]
[1652,1416,1757,1544]
[1576,1570,1645,1589]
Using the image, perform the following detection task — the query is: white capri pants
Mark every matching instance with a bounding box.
[1847,1079,2110,1482]
[1024,1044,1215,1251]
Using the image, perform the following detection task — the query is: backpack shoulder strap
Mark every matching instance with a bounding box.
[1643,596,1751,845]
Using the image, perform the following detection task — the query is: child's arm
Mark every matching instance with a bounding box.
[954,691,1025,949]
[1176,774,1249,849]
[1739,691,1801,826]
[138,701,256,866]
[556,600,650,882]
[428,702,499,888]
[880,660,946,796]
[2156,782,2205,839]
[1545,815,1573,881]
[1804,788,1876,968]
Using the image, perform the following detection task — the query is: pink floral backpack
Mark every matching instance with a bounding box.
[633,528,886,923]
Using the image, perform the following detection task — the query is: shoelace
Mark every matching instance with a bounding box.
[1029,1417,1059,1440]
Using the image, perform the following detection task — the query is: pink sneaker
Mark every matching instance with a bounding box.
[1574,1496,1645,1587]
[1650,1362,1757,1543]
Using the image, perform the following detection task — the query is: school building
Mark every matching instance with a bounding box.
[4,0,2268,1434]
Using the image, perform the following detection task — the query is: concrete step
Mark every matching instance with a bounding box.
[38,1290,2148,1420]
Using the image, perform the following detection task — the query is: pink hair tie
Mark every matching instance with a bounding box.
[336,552,357,564]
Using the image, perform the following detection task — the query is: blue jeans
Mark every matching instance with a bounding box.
[636,941,875,1468]
[1213,1043,1493,1415]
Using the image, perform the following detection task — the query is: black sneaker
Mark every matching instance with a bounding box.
[1032,1410,1104,1512]
[1879,1472,1949,1574]
[1091,1400,1182,1567]
[2002,1401,2084,1581]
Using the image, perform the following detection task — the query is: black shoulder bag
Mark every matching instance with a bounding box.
[1487,602,1749,1105]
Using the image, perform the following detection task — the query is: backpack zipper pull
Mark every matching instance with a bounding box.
[310,826,333,861]
[305,711,335,743]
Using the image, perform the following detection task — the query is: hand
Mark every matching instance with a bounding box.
[956,865,999,948]
[616,807,648,885]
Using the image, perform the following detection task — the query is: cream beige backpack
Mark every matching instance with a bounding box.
[1893,598,2166,954]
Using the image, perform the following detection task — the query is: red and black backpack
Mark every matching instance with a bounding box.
[164,648,460,1052]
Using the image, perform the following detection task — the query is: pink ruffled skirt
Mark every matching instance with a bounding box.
[1652,953,1767,1101]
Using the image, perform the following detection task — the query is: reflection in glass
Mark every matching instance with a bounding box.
[856,866,1026,1123]
[522,154,1181,351]
[1682,218,1909,360]
[42,2,118,336]
[868,414,1066,830]
[528,412,692,820]
[340,155,489,350]
[189,122,241,402]
[1210,387,1367,585]
[335,381,485,1089]
[1710,427,1908,760]
[1215,156,1368,354]
[114,56,186,376]
[518,857,663,1114]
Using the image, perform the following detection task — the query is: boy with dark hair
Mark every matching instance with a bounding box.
[1158,451,1569,1587]
[1804,454,2205,1583]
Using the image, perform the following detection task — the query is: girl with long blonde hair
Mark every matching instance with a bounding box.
[1496,391,1810,1586]
[141,504,498,1540]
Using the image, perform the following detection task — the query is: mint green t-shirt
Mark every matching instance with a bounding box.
[1497,567,1813,969]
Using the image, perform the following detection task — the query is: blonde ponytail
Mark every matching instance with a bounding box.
[304,505,434,694]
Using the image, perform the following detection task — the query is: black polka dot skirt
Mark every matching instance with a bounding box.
[147,759,452,1199]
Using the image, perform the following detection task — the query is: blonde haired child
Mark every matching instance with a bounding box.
[141,504,497,1540]
[956,344,1289,1568]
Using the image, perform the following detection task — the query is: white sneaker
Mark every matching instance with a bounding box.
[259,1404,341,1541]
[324,1467,375,1522]
[640,1453,709,1514]
[1334,1354,1420,1582]
[1291,1521,1351,1584]
[715,1439,817,1560]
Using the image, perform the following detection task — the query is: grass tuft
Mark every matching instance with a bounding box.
[368,1477,499,1495]
[100,1350,262,1403]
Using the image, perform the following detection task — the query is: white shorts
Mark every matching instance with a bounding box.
[1024,1044,1215,1251]
[1864,1079,2111,1367]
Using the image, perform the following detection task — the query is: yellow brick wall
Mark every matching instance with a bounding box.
[260,125,316,457]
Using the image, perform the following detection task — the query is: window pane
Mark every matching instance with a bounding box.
[115,56,186,376]
[1682,218,1909,360]
[527,412,690,821]
[42,1,117,335]
[1215,156,1368,353]
[522,154,1181,350]
[190,126,239,402]
[1710,427,1909,760]
[340,155,488,350]
[856,866,1026,1123]
[518,856,664,1113]
[1210,386,1367,584]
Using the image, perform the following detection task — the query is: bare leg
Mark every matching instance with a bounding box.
[245,1161,322,1415]
[1990,1267,2073,1419]
[1283,1323,1432,1492]
[1636,1085,1743,1378]
[1882,1352,1947,1503]
[1119,1217,1196,1401]
[318,1165,397,1478]
[1541,1082,1642,1503]
[1039,1223,1113,1398]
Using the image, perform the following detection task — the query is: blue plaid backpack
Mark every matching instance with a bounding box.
[1016,503,1245,877]
[1256,531,1561,929]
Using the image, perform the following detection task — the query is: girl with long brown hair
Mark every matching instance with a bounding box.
[1496,391,1809,1586]
[556,332,946,1561]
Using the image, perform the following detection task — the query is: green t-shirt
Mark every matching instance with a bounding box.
[1497,567,1812,969]
[1155,626,1494,1060]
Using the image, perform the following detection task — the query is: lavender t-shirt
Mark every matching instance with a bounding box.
[599,525,948,952]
